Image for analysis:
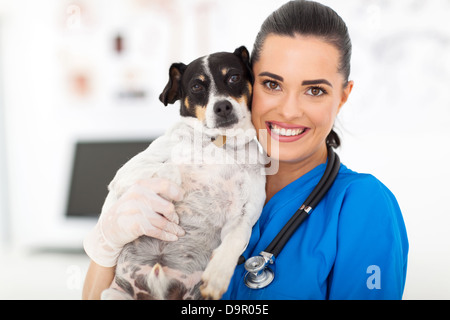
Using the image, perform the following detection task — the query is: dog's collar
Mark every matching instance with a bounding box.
[211,135,226,148]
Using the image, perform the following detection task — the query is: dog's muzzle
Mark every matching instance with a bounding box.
[213,100,238,128]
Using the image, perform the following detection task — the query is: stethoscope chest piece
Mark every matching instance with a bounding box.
[244,255,275,289]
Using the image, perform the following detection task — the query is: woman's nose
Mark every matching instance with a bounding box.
[277,93,303,119]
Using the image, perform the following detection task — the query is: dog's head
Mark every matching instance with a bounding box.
[159,46,253,136]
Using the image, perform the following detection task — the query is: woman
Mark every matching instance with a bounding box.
[83,0,408,300]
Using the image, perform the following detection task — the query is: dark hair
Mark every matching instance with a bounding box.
[251,0,352,148]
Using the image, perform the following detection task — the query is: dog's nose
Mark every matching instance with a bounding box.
[213,101,233,118]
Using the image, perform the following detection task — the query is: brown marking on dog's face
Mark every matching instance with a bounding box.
[229,79,252,109]
[232,95,248,108]
[221,68,229,76]
[246,81,252,96]
[195,105,207,121]
[184,97,190,110]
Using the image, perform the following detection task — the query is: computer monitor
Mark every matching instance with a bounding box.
[66,140,154,218]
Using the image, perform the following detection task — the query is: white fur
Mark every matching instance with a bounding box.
[103,116,266,299]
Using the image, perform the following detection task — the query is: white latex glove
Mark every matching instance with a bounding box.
[83,178,185,267]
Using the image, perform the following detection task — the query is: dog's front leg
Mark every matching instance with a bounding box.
[200,176,265,300]
[200,214,253,300]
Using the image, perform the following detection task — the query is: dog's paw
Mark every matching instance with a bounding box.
[199,254,234,300]
[200,272,228,300]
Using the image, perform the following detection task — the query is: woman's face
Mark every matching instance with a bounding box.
[252,34,353,165]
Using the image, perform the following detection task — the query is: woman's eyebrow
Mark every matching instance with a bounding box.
[258,71,284,82]
[258,73,333,88]
[302,79,333,88]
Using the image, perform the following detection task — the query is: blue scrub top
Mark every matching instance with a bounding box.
[222,163,408,300]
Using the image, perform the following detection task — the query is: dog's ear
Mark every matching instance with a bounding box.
[233,46,253,84]
[159,63,187,106]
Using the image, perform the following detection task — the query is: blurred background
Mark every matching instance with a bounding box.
[0,0,449,299]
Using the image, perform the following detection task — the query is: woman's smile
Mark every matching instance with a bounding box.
[265,121,310,142]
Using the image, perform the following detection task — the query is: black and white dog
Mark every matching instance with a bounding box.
[101,46,266,300]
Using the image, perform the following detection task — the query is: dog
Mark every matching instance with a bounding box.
[100,46,266,300]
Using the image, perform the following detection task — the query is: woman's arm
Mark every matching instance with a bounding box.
[82,261,115,300]
[327,175,409,299]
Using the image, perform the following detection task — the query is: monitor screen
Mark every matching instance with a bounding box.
[66,140,153,218]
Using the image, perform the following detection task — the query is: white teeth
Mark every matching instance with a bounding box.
[270,123,306,136]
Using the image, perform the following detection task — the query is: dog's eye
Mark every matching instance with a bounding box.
[191,84,204,93]
[228,74,241,84]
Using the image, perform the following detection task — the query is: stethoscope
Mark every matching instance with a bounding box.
[240,146,341,289]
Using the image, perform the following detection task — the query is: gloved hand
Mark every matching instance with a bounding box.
[83,178,185,267]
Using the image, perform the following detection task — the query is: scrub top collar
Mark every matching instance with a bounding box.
[262,160,346,226]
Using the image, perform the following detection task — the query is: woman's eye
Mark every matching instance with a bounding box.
[191,84,204,93]
[306,86,326,96]
[264,80,281,91]
[228,74,241,84]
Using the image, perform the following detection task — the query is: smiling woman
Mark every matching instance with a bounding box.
[252,34,353,184]
[222,0,408,300]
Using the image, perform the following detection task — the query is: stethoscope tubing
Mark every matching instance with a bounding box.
[242,146,341,289]
[239,147,341,264]
[264,146,340,258]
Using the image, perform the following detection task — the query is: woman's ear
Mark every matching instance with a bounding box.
[338,80,354,112]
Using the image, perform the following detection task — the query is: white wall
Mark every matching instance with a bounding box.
[0,0,449,299]
[0,18,8,243]
[325,0,450,300]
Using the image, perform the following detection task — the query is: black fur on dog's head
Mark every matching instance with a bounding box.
[159,46,253,132]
